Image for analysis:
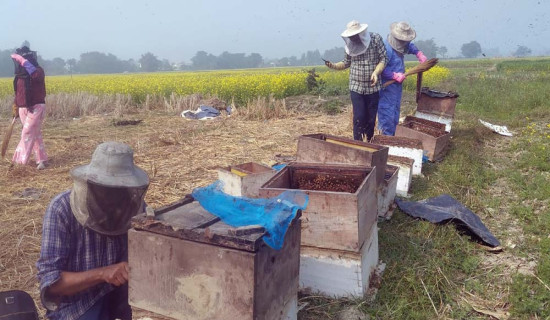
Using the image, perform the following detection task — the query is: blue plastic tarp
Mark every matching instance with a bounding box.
[192,181,308,250]
[396,194,500,247]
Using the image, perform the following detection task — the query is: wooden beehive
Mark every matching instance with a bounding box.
[217,162,276,198]
[371,135,423,176]
[377,165,399,219]
[387,155,414,197]
[417,87,459,118]
[295,133,388,186]
[129,198,301,320]
[259,163,377,253]
[395,118,451,162]
[416,87,459,132]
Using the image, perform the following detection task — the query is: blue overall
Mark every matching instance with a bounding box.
[378,41,419,136]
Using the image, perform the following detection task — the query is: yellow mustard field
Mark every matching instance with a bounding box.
[0,66,449,104]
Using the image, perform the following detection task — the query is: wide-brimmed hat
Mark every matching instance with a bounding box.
[341,20,368,37]
[70,141,149,188]
[390,21,416,41]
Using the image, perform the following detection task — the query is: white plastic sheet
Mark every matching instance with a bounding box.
[479,119,513,137]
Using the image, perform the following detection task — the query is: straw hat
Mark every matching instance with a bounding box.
[390,22,416,41]
[341,20,368,37]
[70,141,149,188]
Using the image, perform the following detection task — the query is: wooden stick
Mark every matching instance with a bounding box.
[1,117,17,158]
[383,58,439,88]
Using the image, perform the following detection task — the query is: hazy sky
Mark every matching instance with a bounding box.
[2,0,548,62]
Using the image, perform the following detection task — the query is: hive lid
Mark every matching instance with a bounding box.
[131,196,268,252]
[420,87,459,98]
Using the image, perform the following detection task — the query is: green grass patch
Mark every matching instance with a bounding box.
[301,58,550,319]
[496,58,550,72]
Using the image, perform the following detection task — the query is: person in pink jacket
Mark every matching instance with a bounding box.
[11,45,48,169]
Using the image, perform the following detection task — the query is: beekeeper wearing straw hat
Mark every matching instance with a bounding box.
[37,142,149,320]
[378,21,428,136]
[325,20,387,141]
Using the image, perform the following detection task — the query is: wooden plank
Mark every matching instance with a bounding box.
[153,194,194,216]
[132,201,265,252]
[156,201,219,230]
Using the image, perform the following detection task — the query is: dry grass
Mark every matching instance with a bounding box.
[233,94,291,120]
[0,95,352,319]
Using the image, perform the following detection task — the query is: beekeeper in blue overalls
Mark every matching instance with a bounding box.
[378,22,427,136]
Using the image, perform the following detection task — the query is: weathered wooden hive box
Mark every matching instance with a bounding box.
[258,163,379,297]
[371,135,423,176]
[259,163,377,252]
[415,87,459,132]
[377,164,399,219]
[295,133,388,187]
[217,162,276,198]
[128,198,300,320]
[395,116,451,162]
[387,155,414,197]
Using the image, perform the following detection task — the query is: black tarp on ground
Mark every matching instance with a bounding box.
[395,194,500,247]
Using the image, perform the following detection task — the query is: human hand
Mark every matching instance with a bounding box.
[416,51,427,63]
[370,72,379,86]
[11,54,26,66]
[101,262,129,287]
[324,60,334,68]
[392,72,406,83]
[12,104,19,118]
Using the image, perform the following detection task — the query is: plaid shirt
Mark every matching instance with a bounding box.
[36,190,127,320]
[338,32,388,94]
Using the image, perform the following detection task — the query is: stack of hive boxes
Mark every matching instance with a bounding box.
[395,87,459,162]
[260,134,392,297]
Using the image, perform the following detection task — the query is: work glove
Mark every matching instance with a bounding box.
[11,54,27,66]
[325,60,347,70]
[370,61,385,86]
[416,51,428,63]
[11,53,36,74]
[12,104,19,118]
[370,73,379,86]
[392,72,406,83]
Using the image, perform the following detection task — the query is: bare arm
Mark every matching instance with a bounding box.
[47,262,129,298]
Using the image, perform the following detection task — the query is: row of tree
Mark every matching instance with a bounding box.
[0,40,535,77]
[0,49,172,77]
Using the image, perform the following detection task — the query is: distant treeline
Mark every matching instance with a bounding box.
[2,38,529,76]
[0,46,352,76]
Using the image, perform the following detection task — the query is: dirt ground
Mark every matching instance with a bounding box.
[0,100,357,319]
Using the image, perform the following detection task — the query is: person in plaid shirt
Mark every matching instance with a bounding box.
[36,142,149,320]
[325,20,387,141]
